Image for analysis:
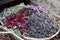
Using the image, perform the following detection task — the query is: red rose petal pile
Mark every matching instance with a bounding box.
[3,8,34,35]
[3,12,28,30]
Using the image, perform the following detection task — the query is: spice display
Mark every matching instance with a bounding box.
[0,34,16,40]
[1,6,59,38]
[0,2,59,39]
[0,0,60,40]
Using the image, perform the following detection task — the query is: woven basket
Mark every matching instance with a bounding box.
[20,29,59,40]
[0,25,23,40]
[0,32,23,40]
[0,14,60,40]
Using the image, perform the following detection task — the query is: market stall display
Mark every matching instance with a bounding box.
[0,0,60,40]
[0,4,59,40]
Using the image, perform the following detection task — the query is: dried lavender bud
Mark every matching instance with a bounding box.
[27,5,36,10]
[38,5,45,12]
[22,12,59,38]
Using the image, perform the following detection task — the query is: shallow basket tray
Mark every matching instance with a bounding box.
[0,15,60,40]
[21,29,59,40]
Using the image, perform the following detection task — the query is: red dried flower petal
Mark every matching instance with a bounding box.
[11,15,15,20]
[10,21,17,26]
[16,18,20,22]
[20,18,25,22]
[23,16,28,19]
[6,15,15,21]
[20,13,26,17]
[11,20,15,22]
[4,21,9,26]
[19,26,23,30]
[16,18,25,22]
[16,13,21,18]
[6,16,11,21]
[23,24,28,29]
